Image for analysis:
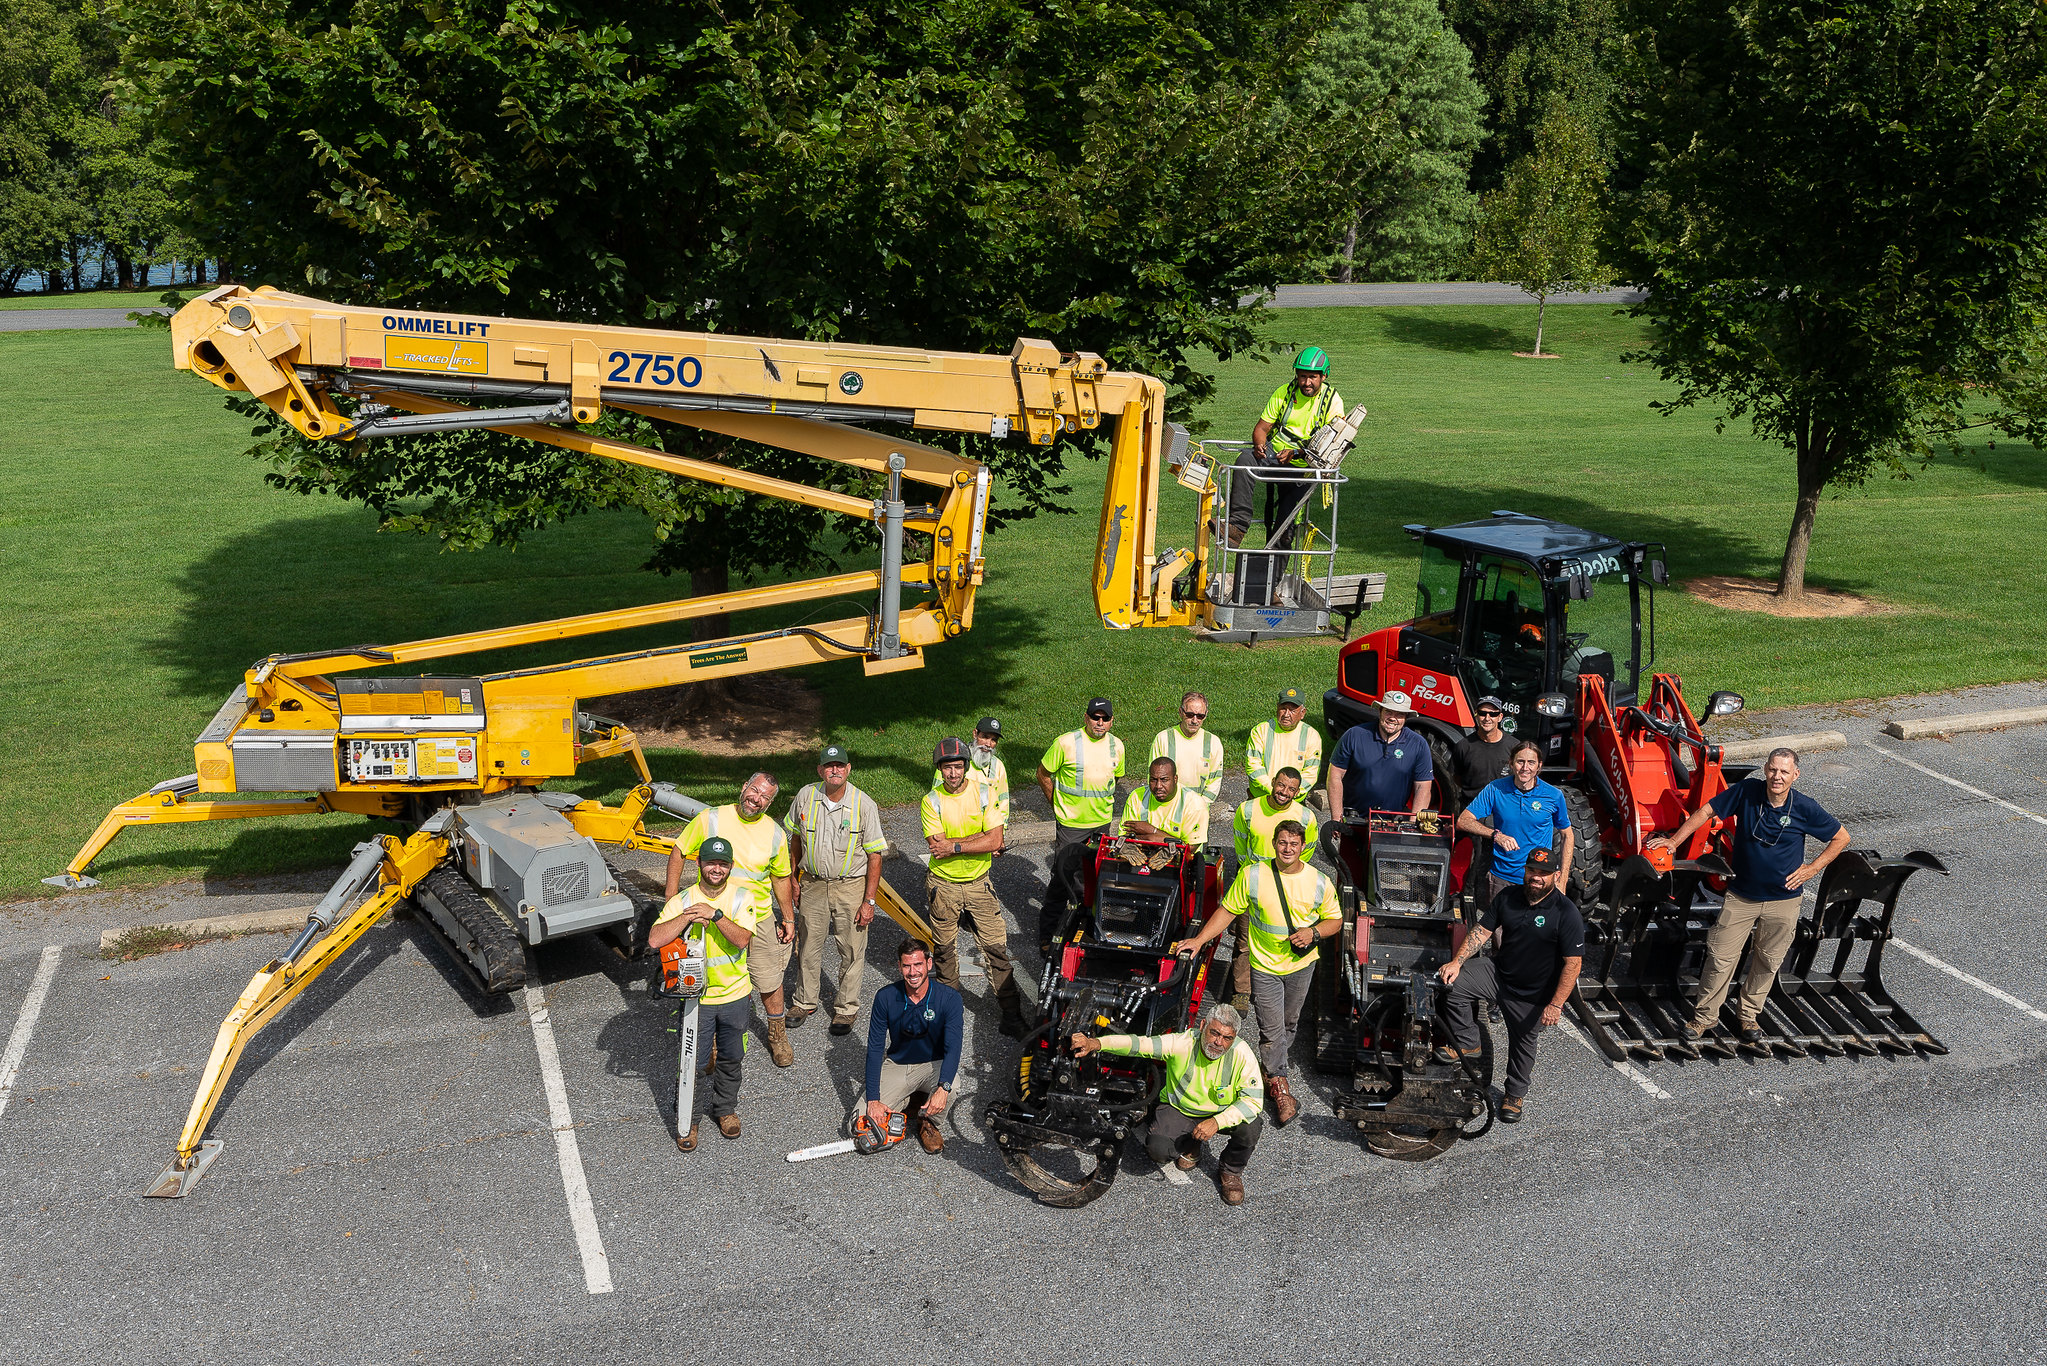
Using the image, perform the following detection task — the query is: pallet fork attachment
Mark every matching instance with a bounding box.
[142,827,450,1198]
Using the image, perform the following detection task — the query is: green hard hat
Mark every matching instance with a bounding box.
[1293,345,1331,374]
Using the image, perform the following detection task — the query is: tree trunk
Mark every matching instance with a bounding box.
[691,563,732,643]
[115,253,134,288]
[1777,420,1827,599]
[1338,214,1359,285]
[1533,293,1548,355]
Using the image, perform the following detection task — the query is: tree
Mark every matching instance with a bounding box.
[1468,105,1612,355]
[1292,0,1486,283]
[1612,0,2047,598]
[115,0,1366,633]
[1443,0,1621,192]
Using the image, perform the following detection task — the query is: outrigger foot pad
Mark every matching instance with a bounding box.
[143,1140,223,1199]
[43,873,99,890]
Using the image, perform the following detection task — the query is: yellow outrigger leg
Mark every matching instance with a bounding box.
[144,826,450,1198]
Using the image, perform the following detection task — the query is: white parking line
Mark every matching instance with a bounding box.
[0,947,62,1121]
[1558,1019,1672,1100]
[1865,742,2047,828]
[522,973,614,1295]
[1893,939,2047,1024]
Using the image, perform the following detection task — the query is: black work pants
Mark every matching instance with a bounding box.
[1039,823,1105,949]
[700,997,750,1117]
[1146,1104,1264,1174]
[1226,458,1316,543]
[1443,958,1549,1100]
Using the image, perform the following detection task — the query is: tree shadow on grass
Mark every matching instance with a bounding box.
[1379,313,1527,356]
[1921,441,2047,492]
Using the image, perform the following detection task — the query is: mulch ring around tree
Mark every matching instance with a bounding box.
[584,671,825,757]
[1684,574,1907,619]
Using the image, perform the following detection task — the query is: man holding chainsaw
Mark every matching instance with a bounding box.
[1071,1002,1266,1205]
[1174,820,1339,1127]
[860,940,964,1155]
[668,772,800,1067]
[1228,345,1347,550]
[649,837,760,1147]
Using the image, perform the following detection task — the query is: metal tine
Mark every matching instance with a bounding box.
[1764,986,1842,1056]
[1753,997,1812,1057]
[1777,982,1873,1056]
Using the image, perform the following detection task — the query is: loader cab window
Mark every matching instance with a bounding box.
[1410,543,1462,643]
[1462,556,1548,721]
[1562,564,1640,704]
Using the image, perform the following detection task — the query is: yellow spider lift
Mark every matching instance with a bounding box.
[47,285,1192,1196]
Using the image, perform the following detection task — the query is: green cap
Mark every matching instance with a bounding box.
[1293,345,1330,374]
[820,744,850,765]
[1278,687,1306,707]
[698,836,735,864]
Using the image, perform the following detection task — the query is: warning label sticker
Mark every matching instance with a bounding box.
[385,336,489,374]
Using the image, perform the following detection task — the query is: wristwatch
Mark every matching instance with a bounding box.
[952,841,961,855]
[708,906,724,924]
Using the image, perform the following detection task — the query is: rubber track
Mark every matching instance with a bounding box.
[415,864,528,995]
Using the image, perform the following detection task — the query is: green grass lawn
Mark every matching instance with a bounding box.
[0,289,173,311]
[4,308,2041,898]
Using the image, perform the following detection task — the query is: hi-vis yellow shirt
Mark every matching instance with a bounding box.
[921,780,1003,884]
[1222,862,1340,977]
[1150,726,1225,803]
[1246,719,1323,798]
[1258,381,1347,457]
[930,751,1011,826]
[1040,729,1125,827]
[1118,785,1211,846]
[1232,794,1321,864]
[654,878,762,1006]
[1095,1030,1264,1126]
[680,804,792,910]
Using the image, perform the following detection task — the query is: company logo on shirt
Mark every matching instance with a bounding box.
[923,1007,936,1021]
[1779,815,1791,825]
[1534,915,1547,927]
[1531,801,1545,812]
[1393,748,1405,758]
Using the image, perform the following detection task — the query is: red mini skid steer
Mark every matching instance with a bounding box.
[1323,511,1947,1064]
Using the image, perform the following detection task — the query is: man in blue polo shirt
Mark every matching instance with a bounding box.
[1650,747,1849,1045]
[1456,740,1574,904]
[861,939,965,1154]
[1327,690,1434,819]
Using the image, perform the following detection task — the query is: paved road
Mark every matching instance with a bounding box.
[3,724,2043,1364]
[0,307,168,332]
[1260,282,1647,308]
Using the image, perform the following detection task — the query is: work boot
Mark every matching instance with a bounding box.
[829,1015,855,1037]
[677,1122,699,1153]
[1217,1169,1246,1206]
[785,1003,814,1029]
[1174,1151,1198,1171]
[1268,1075,1299,1127]
[999,1002,1032,1040]
[918,1116,945,1154]
[766,1015,795,1068]
[1226,526,1247,550]
[717,1113,742,1139]
[1230,992,1252,1015]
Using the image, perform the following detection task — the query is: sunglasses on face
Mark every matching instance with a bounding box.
[1182,709,1207,719]
[1478,710,1504,719]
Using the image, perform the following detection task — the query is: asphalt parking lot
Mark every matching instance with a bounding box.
[3,724,2044,1366]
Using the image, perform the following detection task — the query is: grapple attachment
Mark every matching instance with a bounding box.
[1570,849,1947,1060]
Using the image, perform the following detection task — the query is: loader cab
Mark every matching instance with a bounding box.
[1329,511,1664,773]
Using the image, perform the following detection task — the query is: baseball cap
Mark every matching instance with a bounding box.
[1523,843,1558,872]
[1379,690,1414,713]
[699,836,735,865]
[1085,697,1113,719]
[1475,695,1507,713]
[934,736,971,763]
[1278,687,1305,707]
[975,717,1002,738]
[820,744,850,765]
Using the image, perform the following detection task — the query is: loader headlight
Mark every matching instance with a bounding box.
[1706,690,1745,717]
[1535,692,1573,719]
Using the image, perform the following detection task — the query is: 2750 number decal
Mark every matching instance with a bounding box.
[606,351,703,387]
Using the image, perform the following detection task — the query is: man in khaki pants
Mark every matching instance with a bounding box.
[924,737,1029,1039]
[1651,748,1850,1046]
[785,745,888,1037]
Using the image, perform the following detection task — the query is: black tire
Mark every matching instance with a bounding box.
[1426,732,1461,814]
[1560,784,1608,911]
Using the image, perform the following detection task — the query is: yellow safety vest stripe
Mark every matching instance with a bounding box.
[1097,1031,1264,1126]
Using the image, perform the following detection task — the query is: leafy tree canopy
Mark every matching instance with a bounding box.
[117,0,1366,597]
[1469,102,1612,354]
[1611,0,2047,596]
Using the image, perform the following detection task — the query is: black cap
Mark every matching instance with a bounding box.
[1523,843,1558,872]
[934,737,971,763]
[975,717,1001,738]
[1475,695,1508,714]
[1085,697,1113,719]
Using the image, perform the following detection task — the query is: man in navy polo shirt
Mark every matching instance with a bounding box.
[1650,747,1849,1045]
[1327,690,1434,819]
[1456,739,1575,904]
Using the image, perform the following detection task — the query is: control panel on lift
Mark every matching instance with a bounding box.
[336,676,486,786]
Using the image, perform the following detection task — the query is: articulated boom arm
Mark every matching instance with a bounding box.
[1577,673,1732,860]
[55,287,1174,888]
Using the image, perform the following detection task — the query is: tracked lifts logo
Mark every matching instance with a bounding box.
[1411,674,1457,707]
